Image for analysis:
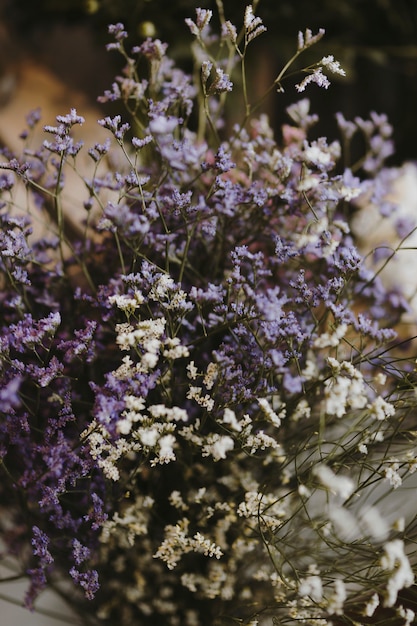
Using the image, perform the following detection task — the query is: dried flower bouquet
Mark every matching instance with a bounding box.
[1,5,417,626]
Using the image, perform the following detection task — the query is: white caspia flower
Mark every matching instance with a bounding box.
[313,464,355,500]
[381,539,414,607]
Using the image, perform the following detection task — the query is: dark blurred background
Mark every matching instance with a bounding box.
[1,0,417,164]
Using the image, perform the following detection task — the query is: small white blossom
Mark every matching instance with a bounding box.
[258,397,282,427]
[221,407,242,432]
[381,539,414,607]
[148,404,188,422]
[202,434,234,461]
[368,396,395,420]
[324,359,367,417]
[187,386,214,411]
[298,575,323,603]
[154,518,222,571]
[374,372,387,385]
[296,67,331,93]
[154,434,176,465]
[139,426,159,448]
[298,484,311,497]
[113,355,137,379]
[314,323,348,348]
[302,357,319,380]
[358,505,389,541]
[313,464,354,500]
[292,398,311,421]
[245,430,280,455]
[86,421,132,481]
[320,55,346,76]
[244,5,267,43]
[297,27,325,51]
[124,394,146,412]
[169,490,189,511]
[186,360,198,380]
[384,459,402,488]
[203,362,218,390]
[163,337,190,360]
[364,593,380,617]
[397,605,415,625]
[304,144,332,167]
[326,578,346,615]
[108,291,144,312]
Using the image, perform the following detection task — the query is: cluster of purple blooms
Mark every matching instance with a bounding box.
[1,6,416,626]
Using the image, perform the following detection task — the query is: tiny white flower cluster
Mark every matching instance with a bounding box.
[237,490,286,532]
[132,403,189,466]
[381,539,414,607]
[115,317,166,371]
[244,5,267,44]
[101,494,154,546]
[325,578,347,615]
[291,398,311,421]
[358,429,385,455]
[202,433,234,461]
[288,599,328,625]
[108,290,144,314]
[368,396,396,421]
[320,55,346,77]
[187,385,215,412]
[153,518,223,570]
[219,406,282,457]
[114,315,189,376]
[364,592,379,617]
[221,407,242,432]
[313,463,355,501]
[324,358,368,417]
[257,397,285,427]
[180,561,234,601]
[297,28,325,51]
[149,274,191,311]
[163,336,190,360]
[295,51,345,93]
[186,361,218,412]
[314,323,348,349]
[82,420,132,481]
[296,67,331,93]
[298,574,322,603]
[384,457,402,489]
[397,604,416,626]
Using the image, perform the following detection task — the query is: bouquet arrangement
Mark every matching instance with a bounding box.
[1,5,417,625]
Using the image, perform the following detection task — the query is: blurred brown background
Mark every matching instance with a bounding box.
[1,0,417,161]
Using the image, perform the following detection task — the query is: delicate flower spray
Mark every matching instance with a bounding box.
[1,4,416,625]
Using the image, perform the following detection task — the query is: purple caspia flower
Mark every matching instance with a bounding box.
[98,115,130,141]
[69,567,99,600]
[31,526,54,566]
[72,539,91,566]
[0,376,21,412]
[107,22,128,42]
[283,372,303,395]
[208,68,233,94]
[149,115,179,135]
[25,568,47,610]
